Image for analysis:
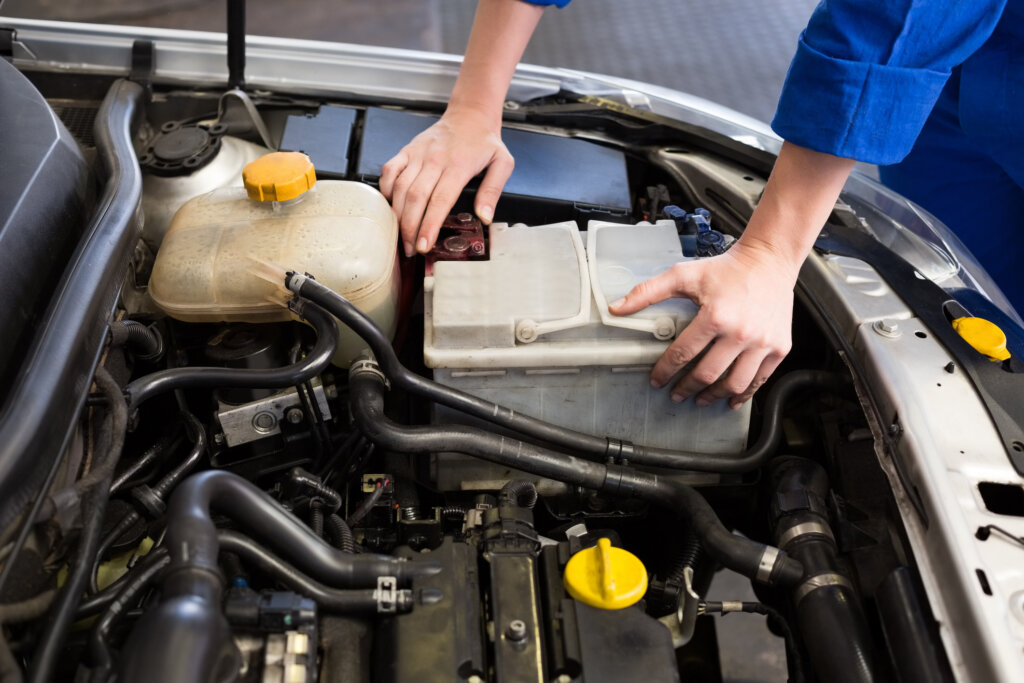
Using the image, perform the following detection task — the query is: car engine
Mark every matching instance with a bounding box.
[0,53,956,683]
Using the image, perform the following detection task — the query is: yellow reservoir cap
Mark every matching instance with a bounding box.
[563,537,647,610]
[952,316,1011,362]
[243,151,316,202]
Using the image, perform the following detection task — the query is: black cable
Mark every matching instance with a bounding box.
[349,371,803,588]
[286,274,847,472]
[346,479,386,527]
[124,299,338,411]
[108,320,163,361]
[701,601,805,683]
[29,367,127,683]
[326,514,356,553]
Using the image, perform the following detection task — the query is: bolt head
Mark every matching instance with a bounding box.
[252,411,277,433]
[506,619,528,641]
[285,407,304,424]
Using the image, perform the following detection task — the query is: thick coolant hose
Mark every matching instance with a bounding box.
[160,469,435,588]
[349,370,803,587]
[124,299,338,411]
[285,273,846,472]
[217,531,411,614]
[770,457,878,683]
[120,470,438,682]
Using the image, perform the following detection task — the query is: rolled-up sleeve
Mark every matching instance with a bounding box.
[772,0,1007,164]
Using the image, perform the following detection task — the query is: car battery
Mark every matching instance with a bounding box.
[423,219,752,491]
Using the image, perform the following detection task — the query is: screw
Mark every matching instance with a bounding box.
[872,319,901,338]
[456,212,474,224]
[324,384,338,399]
[252,411,277,433]
[470,241,485,255]
[285,407,304,424]
[506,620,528,642]
[213,433,226,446]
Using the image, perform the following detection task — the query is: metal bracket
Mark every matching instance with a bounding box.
[658,566,701,648]
[374,576,399,614]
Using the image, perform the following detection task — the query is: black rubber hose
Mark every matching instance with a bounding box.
[217,531,408,614]
[876,567,953,683]
[347,480,386,527]
[111,431,179,494]
[29,368,127,683]
[76,548,170,620]
[124,299,338,411]
[326,514,356,553]
[87,549,171,679]
[89,412,206,594]
[350,371,802,587]
[286,274,845,472]
[109,320,162,361]
[500,480,538,509]
[162,469,436,588]
[310,501,325,537]
[770,457,877,683]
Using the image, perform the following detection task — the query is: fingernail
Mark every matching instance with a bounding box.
[416,237,428,253]
[609,298,625,310]
[403,242,413,258]
[695,397,711,407]
[731,401,744,411]
[670,393,684,403]
[650,378,662,389]
[478,206,493,223]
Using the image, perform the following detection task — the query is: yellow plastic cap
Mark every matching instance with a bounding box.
[952,316,1011,362]
[243,151,316,202]
[563,537,647,610]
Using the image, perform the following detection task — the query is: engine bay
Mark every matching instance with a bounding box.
[0,58,958,683]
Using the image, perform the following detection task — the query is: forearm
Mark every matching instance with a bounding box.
[738,140,856,279]
[447,0,545,126]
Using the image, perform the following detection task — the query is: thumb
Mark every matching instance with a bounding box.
[474,149,514,224]
[609,262,701,315]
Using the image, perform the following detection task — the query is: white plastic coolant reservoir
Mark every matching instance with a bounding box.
[424,220,751,488]
[149,152,400,366]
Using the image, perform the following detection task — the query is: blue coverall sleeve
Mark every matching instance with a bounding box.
[519,0,571,7]
[772,1,1007,164]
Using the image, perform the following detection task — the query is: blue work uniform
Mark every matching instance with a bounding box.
[524,0,1024,314]
[773,0,1023,315]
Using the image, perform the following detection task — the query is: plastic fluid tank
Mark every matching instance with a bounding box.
[150,152,399,366]
[424,220,751,490]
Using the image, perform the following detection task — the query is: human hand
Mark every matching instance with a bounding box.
[379,107,515,257]
[608,238,799,409]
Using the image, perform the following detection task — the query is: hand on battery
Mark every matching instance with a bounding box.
[608,238,797,409]
[380,108,514,258]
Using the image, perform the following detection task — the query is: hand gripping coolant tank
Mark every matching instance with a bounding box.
[149,152,400,366]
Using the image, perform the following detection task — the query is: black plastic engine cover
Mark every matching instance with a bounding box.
[0,59,91,397]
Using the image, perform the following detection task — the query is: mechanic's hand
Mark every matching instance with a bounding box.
[379,107,515,258]
[608,238,798,409]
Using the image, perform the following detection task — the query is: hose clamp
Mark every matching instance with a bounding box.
[756,545,780,584]
[374,576,399,614]
[350,359,390,389]
[776,521,835,550]
[794,572,854,605]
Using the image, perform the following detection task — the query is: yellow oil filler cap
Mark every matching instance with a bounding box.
[563,537,647,610]
[243,151,316,202]
[952,316,1011,362]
